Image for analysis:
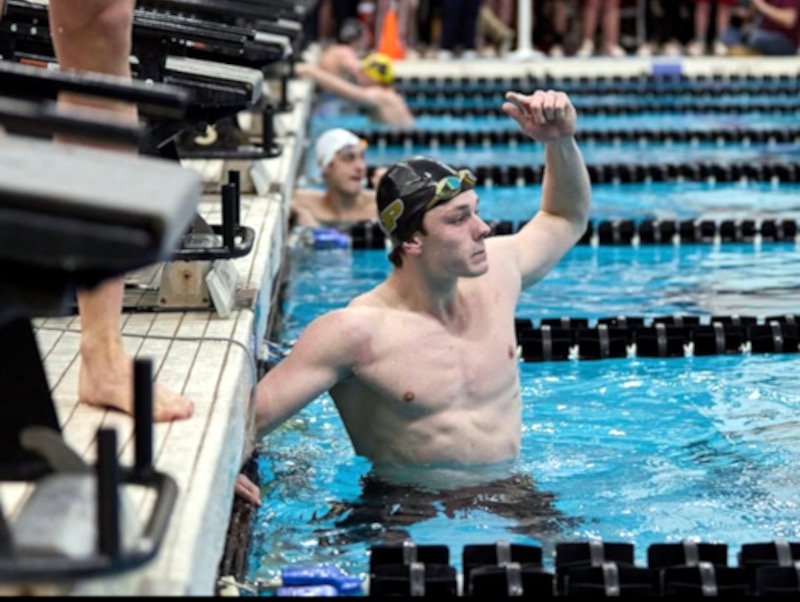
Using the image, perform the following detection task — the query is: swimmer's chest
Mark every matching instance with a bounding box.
[344,309,517,414]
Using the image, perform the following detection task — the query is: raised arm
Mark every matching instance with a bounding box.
[495,90,591,289]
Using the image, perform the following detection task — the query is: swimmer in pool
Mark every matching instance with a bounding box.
[318,19,372,85]
[235,90,591,507]
[292,128,382,230]
[295,53,414,128]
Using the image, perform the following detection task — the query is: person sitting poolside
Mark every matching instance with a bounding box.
[234,89,591,506]
[292,128,378,230]
[295,53,414,128]
[723,0,800,56]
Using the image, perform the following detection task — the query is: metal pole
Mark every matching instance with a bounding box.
[133,359,153,476]
[97,429,121,563]
[222,183,237,251]
[508,0,542,60]
[228,170,241,226]
[517,0,533,54]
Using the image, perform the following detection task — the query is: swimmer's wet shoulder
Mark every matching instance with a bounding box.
[292,190,376,229]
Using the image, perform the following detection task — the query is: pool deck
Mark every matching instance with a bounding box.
[0,76,315,596]
[3,53,800,595]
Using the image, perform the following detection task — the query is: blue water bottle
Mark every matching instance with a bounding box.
[276,584,340,596]
[281,566,363,595]
[312,228,351,250]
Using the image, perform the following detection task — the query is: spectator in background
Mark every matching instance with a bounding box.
[687,0,734,55]
[333,0,362,30]
[316,0,363,44]
[415,0,440,57]
[723,0,800,55]
[439,0,483,58]
[540,0,574,56]
[478,0,516,56]
[477,0,515,56]
[484,0,515,29]
[723,0,800,56]
[576,0,626,57]
[638,0,695,56]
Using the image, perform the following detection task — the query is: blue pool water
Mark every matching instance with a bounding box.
[248,91,800,585]
[295,179,800,223]
[473,182,800,222]
[405,93,800,110]
[247,243,800,582]
[361,141,800,169]
[313,112,800,134]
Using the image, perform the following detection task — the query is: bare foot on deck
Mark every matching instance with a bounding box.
[79,340,194,422]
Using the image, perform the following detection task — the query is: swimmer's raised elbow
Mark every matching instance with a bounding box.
[567,193,591,231]
[573,205,591,230]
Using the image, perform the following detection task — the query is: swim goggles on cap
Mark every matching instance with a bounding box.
[424,168,478,211]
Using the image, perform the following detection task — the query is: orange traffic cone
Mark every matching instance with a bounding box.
[378,1,405,60]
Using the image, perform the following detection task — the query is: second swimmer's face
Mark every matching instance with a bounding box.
[325,145,366,195]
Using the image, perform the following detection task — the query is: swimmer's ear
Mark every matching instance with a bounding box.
[401,235,423,256]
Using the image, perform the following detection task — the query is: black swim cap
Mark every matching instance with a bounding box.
[376,157,477,243]
[338,19,362,44]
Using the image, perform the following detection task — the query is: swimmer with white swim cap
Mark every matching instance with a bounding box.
[291,128,378,230]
